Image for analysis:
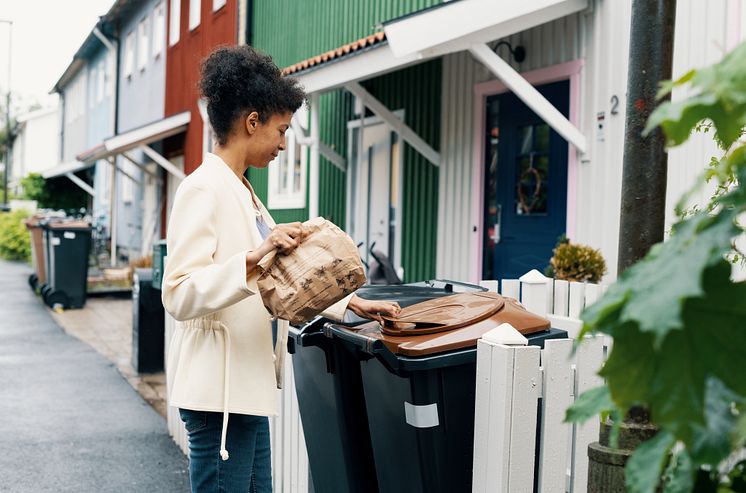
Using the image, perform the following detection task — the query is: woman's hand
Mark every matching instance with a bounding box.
[347,294,401,323]
[263,222,307,255]
[246,222,307,276]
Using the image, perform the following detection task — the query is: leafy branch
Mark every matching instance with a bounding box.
[566,41,746,493]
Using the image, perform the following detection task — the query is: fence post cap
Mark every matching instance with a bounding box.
[482,323,528,346]
[519,269,549,284]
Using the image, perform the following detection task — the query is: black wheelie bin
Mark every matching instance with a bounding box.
[288,280,487,493]
[40,220,92,309]
[325,291,567,493]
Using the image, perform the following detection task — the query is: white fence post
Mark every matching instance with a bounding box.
[570,336,605,493]
[568,282,586,319]
[537,339,574,493]
[553,280,570,317]
[519,269,549,317]
[479,280,499,293]
[501,279,521,300]
[473,328,540,493]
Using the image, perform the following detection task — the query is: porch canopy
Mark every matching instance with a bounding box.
[77,110,190,181]
[286,0,589,217]
[73,110,190,265]
[42,160,97,197]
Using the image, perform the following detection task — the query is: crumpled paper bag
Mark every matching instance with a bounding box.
[257,217,366,325]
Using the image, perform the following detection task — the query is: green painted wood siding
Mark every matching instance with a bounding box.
[250,0,442,281]
[252,0,441,68]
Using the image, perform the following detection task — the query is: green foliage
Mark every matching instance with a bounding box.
[0,210,32,262]
[548,238,607,283]
[19,173,88,211]
[566,40,746,493]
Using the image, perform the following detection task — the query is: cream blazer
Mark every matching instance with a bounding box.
[162,153,349,459]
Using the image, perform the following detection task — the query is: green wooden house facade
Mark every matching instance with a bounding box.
[248,0,443,282]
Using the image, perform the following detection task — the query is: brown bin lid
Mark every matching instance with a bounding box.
[45,221,91,230]
[346,292,550,357]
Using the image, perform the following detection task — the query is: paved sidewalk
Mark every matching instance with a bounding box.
[50,296,168,418]
[0,260,189,493]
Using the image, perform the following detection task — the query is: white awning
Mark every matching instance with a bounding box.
[384,0,588,59]
[78,111,191,163]
[291,0,588,94]
[42,160,94,179]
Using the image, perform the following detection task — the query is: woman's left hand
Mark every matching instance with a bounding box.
[347,294,401,323]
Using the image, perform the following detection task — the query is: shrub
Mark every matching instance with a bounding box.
[0,210,32,262]
[548,238,607,283]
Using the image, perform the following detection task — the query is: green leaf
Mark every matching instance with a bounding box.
[599,324,657,410]
[625,430,676,493]
[662,450,694,493]
[645,41,746,149]
[644,93,719,144]
[689,378,744,464]
[565,385,615,424]
[582,209,740,347]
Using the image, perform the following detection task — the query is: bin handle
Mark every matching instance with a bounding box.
[323,323,385,355]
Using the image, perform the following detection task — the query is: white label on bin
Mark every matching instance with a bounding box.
[404,402,439,428]
[51,237,61,246]
[63,232,76,240]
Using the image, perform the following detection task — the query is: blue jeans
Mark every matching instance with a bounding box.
[179,409,272,493]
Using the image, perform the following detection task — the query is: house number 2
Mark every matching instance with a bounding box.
[610,95,620,115]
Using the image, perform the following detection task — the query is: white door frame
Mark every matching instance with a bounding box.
[346,110,405,275]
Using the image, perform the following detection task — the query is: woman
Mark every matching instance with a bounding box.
[162,46,400,493]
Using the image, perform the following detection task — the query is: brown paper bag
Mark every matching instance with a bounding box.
[257,217,366,324]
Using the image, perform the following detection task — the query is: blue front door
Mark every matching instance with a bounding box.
[482,80,570,281]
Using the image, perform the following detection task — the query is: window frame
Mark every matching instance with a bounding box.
[188,0,201,31]
[267,128,308,210]
[153,2,165,58]
[137,17,149,72]
[212,0,226,11]
[124,31,135,78]
[169,0,181,46]
[96,60,105,103]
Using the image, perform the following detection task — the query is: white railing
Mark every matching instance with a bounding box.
[474,271,609,493]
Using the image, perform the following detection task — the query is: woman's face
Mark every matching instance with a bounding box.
[245,111,292,168]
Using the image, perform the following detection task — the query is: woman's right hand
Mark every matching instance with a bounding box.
[263,222,307,255]
[246,222,307,279]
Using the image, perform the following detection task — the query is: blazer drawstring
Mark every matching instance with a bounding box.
[274,319,289,389]
[219,322,231,461]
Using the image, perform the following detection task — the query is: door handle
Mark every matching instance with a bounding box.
[491,204,502,244]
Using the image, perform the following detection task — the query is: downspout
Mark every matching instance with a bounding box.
[309,92,320,220]
[94,23,121,265]
[244,0,253,45]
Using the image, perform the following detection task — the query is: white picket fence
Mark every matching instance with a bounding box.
[473,272,608,493]
[164,271,609,493]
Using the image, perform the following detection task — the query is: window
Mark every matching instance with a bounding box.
[189,0,200,30]
[137,18,149,71]
[105,53,113,96]
[124,31,135,78]
[97,60,105,102]
[121,161,135,203]
[65,75,86,124]
[267,128,307,209]
[88,67,97,109]
[213,0,226,11]
[153,2,165,57]
[169,0,180,46]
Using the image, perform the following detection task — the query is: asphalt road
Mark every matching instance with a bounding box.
[0,260,190,492]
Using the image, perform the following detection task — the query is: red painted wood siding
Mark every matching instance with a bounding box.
[165,0,237,175]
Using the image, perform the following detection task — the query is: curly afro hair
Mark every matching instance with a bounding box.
[199,45,306,145]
